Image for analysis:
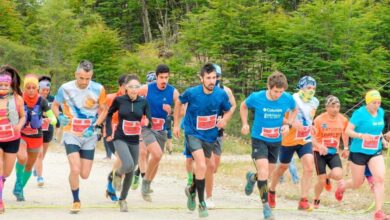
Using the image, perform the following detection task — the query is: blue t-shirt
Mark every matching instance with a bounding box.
[180,85,231,143]
[350,106,385,155]
[245,90,295,142]
[146,82,175,131]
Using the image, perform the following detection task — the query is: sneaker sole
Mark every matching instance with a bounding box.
[142,193,152,202]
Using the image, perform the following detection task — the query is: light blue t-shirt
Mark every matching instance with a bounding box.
[350,106,385,155]
[245,90,296,142]
[180,85,231,143]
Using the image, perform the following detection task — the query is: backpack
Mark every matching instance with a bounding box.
[25,97,42,129]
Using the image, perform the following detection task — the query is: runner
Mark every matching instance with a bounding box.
[312,95,349,208]
[13,74,57,201]
[138,66,179,202]
[131,71,156,190]
[104,74,127,202]
[106,74,151,212]
[173,63,233,218]
[0,65,26,213]
[34,75,55,187]
[268,76,318,211]
[335,90,390,220]
[241,71,296,220]
[51,60,107,213]
[205,64,236,209]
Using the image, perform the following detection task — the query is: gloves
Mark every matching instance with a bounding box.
[58,114,70,127]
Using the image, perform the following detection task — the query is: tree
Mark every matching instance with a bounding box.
[0,0,24,41]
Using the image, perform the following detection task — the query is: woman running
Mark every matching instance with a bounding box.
[0,65,26,213]
[335,90,390,220]
[34,75,55,186]
[13,74,57,201]
[105,74,151,212]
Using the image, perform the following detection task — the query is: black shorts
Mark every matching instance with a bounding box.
[185,135,215,158]
[314,151,342,175]
[0,139,20,153]
[43,125,54,143]
[349,151,382,166]
[64,143,95,160]
[251,138,280,163]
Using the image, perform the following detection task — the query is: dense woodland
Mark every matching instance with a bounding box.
[1,0,389,134]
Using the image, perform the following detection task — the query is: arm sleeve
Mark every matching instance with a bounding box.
[179,89,190,104]
[105,97,119,137]
[45,110,57,125]
[54,86,64,103]
[245,93,255,109]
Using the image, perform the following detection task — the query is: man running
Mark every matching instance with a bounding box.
[52,60,107,213]
[312,95,348,208]
[241,71,296,220]
[138,65,179,201]
[174,63,233,218]
[269,76,318,211]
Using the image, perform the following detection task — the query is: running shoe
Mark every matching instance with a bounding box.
[0,200,4,214]
[313,199,320,209]
[205,197,215,210]
[13,181,24,201]
[70,201,81,214]
[335,181,345,202]
[268,191,276,208]
[298,198,310,210]
[37,176,44,187]
[325,178,332,192]
[198,201,208,218]
[374,210,390,220]
[141,179,152,202]
[263,203,274,220]
[106,181,118,202]
[244,171,256,196]
[118,200,128,212]
[112,170,122,192]
[185,185,196,211]
[131,175,140,190]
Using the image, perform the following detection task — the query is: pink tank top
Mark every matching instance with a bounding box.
[0,97,21,142]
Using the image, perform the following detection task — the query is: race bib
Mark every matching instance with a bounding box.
[22,125,39,135]
[296,126,311,139]
[362,135,380,150]
[196,114,217,131]
[0,124,15,140]
[42,118,50,131]
[261,127,280,139]
[152,118,165,131]
[71,118,92,133]
[122,120,141,136]
[322,138,339,148]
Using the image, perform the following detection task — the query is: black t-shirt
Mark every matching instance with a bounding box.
[106,95,151,144]
[22,97,50,138]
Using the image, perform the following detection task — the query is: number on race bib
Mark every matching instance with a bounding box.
[22,125,39,135]
[296,126,311,139]
[42,118,50,131]
[122,120,141,136]
[196,115,217,131]
[322,138,339,148]
[0,124,15,140]
[71,118,92,133]
[152,118,165,131]
[362,135,380,150]
[261,127,280,139]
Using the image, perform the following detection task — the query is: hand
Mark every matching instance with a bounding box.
[318,144,328,156]
[241,124,250,135]
[281,124,290,136]
[216,118,226,129]
[382,138,389,149]
[94,124,103,141]
[173,126,181,138]
[384,131,390,142]
[13,124,22,133]
[341,149,349,159]
[163,104,171,114]
[360,134,374,142]
[292,120,303,131]
[58,114,70,127]
[106,136,113,142]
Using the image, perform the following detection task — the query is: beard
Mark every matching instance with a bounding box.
[203,83,215,92]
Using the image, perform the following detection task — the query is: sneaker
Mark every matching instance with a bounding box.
[335,181,345,202]
[298,198,310,210]
[244,171,256,196]
[0,200,4,214]
[118,200,128,212]
[205,197,215,210]
[185,185,196,211]
[374,210,390,220]
[313,199,320,209]
[106,181,118,202]
[37,176,44,187]
[263,203,274,220]
[13,182,25,201]
[367,176,375,192]
[198,201,208,218]
[112,170,122,192]
[131,175,140,190]
[325,178,332,192]
[70,202,81,214]
[141,179,152,202]
[268,191,276,208]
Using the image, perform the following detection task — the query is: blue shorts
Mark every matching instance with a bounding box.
[279,142,313,164]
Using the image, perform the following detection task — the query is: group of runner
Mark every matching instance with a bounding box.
[0,61,389,220]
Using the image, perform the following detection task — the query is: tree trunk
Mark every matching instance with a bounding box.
[139,0,152,42]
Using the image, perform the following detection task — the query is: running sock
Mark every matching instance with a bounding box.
[135,168,141,176]
[257,180,268,204]
[187,172,193,185]
[72,188,80,202]
[195,178,205,203]
[15,162,25,182]
[21,171,32,188]
[108,171,113,182]
[0,176,3,201]
[141,172,145,178]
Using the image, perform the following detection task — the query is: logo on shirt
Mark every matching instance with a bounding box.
[321,123,327,129]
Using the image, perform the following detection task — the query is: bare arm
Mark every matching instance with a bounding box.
[173,98,183,138]
[14,95,26,133]
[240,101,250,135]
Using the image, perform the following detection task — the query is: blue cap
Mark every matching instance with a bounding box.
[146,72,156,83]
[297,76,316,89]
[213,64,222,77]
